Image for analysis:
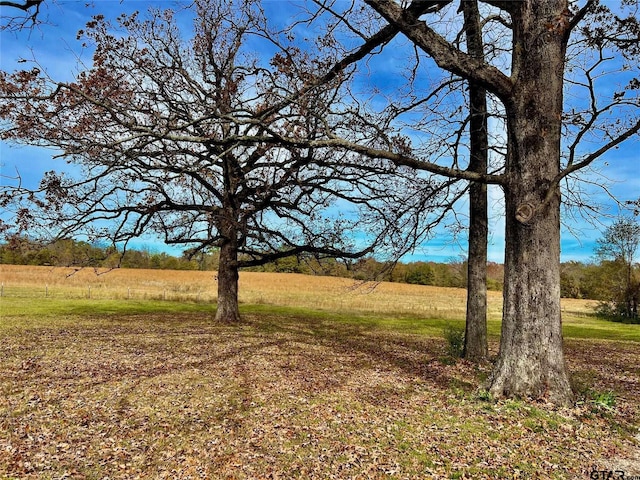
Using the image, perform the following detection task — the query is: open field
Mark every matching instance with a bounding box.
[0,263,596,319]
[1,264,639,478]
[0,263,629,341]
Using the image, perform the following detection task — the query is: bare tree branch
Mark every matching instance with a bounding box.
[0,0,44,30]
[364,0,514,102]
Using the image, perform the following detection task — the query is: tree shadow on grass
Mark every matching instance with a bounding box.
[245,312,482,395]
[3,310,483,412]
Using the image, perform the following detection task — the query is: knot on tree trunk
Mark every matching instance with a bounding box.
[515,202,536,224]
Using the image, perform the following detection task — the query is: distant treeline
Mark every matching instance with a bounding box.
[0,237,628,300]
[1,237,502,289]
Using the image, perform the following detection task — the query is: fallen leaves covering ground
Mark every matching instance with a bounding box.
[0,312,638,479]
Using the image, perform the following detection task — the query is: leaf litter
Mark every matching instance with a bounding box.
[0,312,638,479]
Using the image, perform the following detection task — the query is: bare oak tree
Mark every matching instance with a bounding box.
[0,0,438,322]
[305,0,639,405]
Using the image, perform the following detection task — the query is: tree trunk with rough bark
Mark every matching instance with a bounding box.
[488,0,573,405]
[214,144,242,324]
[215,236,241,323]
[462,0,489,363]
[215,191,241,323]
[464,178,488,362]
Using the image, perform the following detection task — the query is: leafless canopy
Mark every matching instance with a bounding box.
[0,0,449,268]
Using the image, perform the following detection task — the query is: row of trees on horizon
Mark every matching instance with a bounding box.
[2,235,638,307]
[0,236,497,289]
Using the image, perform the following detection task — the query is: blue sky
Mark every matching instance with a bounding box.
[0,0,638,264]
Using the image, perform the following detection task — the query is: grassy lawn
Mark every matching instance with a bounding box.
[1,292,639,479]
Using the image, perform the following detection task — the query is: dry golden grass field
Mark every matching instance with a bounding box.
[0,264,596,322]
[1,264,639,479]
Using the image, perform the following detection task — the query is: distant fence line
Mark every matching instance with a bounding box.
[0,282,216,303]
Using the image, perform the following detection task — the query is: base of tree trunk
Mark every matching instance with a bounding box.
[215,237,241,324]
[488,355,573,406]
[463,346,488,364]
[214,304,241,324]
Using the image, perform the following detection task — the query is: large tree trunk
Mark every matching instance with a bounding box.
[488,0,573,405]
[490,184,572,404]
[215,234,241,324]
[215,147,242,324]
[464,179,488,362]
[462,0,488,363]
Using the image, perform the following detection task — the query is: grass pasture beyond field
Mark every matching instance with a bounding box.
[0,264,639,479]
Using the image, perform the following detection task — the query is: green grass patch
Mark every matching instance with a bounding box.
[246,302,640,343]
[3,296,640,342]
[0,296,212,318]
[562,317,640,341]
